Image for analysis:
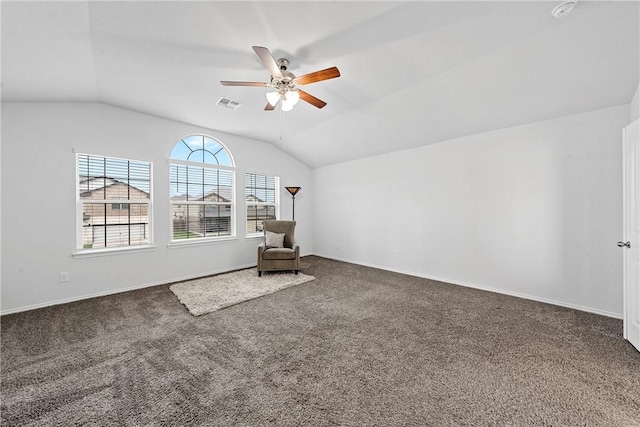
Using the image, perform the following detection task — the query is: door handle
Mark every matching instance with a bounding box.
[617,241,631,248]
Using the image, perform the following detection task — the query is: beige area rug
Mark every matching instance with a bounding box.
[169,268,315,316]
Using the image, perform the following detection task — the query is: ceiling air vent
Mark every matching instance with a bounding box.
[217,97,241,110]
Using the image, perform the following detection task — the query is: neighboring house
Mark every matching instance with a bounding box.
[79,177,150,248]
[171,190,232,237]
[246,194,276,234]
[171,192,274,238]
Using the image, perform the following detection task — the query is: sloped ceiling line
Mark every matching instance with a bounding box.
[1,1,638,168]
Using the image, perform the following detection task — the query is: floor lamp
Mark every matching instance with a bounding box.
[285,187,301,220]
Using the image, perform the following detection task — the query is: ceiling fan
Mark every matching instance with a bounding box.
[221,46,340,111]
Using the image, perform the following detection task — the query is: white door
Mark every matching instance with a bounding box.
[622,119,640,352]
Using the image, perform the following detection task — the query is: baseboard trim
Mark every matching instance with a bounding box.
[4,254,622,320]
[311,253,623,320]
[0,263,256,316]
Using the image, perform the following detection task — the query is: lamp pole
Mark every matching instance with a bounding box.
[285,187,301,220]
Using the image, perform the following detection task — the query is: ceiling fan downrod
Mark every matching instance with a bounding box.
[277,58,290,71]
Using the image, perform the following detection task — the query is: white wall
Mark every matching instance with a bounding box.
[313,104,629,317]
[1,103,312,313]
[631,83,639,122]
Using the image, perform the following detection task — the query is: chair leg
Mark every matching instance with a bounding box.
[295,270,298,275]
[258,271,262,277]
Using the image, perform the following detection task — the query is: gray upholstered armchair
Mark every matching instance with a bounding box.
[257,220,300,276]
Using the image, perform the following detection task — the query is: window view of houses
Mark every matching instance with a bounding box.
[245,173,278,235]
[77,137,280,250]
[78,155,151,249]
[169,164,234,240]
[170,191,233,239]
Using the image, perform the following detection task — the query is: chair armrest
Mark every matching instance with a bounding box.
[258,242,267,256]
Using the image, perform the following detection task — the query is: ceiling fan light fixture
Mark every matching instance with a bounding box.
[285,90,300,106]
[266,91,280,106]
[281,99,295,112]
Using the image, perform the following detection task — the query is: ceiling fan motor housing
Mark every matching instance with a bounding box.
[271,61,297,94]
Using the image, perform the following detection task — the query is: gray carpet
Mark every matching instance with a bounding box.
[1,256,639,426]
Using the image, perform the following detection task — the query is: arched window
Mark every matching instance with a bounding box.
[170,135,233,166]
[169,135,235,241]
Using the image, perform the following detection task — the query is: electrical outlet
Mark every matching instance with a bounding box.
[59,272,69,282]
[393,249,398,257]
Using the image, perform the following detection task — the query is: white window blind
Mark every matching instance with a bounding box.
[246,173,278,235]
[77,154,152,250]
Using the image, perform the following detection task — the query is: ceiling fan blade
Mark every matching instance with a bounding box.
[220,81,269,87]
[265,101,277,111]
[296,67,340,86]
[299,90,327,109]
[252,46,283,78]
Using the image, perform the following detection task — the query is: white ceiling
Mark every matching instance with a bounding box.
[2,1,638,168]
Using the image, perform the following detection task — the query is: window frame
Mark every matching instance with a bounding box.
[168,135,236,245]
[245,172,280,237]
[75,153,154,255]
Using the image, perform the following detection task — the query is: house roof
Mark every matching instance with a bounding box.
[2,1,638,168]
[79,176,120,190]
[246,195,264,203]
[79,177,150,197]
[171,191,230,203]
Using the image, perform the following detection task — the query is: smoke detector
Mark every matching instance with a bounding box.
[551,1,577,18]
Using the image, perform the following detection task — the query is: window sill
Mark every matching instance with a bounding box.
[246,233,264,239]
[73,245,157,259]
[167,236,238,248]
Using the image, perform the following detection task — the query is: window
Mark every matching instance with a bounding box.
[77,154,152,250]
[246,173,279,235]
[169,135,235,241]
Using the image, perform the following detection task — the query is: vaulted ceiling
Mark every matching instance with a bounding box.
[2,1,638,168]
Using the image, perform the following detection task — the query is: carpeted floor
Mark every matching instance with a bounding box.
[1,256,639,426]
